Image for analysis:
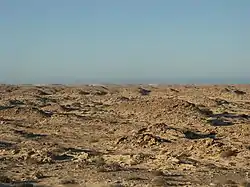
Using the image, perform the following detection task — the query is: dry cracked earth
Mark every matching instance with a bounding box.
[0,84,250,187]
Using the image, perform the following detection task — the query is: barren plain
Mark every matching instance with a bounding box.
[0,84,250,187]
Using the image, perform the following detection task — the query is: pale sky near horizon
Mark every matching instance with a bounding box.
[0,0,249,84]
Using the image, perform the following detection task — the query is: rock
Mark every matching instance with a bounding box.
[234,90,246,95]
[138,88,151,96]
[150,176,168,187]
[220,149,238,158]
[0,175,12,183]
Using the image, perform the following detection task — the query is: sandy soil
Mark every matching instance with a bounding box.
[0,84,250,187]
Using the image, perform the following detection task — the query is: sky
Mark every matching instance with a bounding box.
[0,0,250,84]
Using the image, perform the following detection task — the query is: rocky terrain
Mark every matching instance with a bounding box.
[0,84,250,187]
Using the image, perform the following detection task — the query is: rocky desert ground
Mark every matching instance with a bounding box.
[0,84,250,187]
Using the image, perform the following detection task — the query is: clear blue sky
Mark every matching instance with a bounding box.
[0,0,249,84]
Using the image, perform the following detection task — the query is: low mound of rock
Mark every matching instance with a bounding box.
[117,132,171,147]
[112,97,212,122]
[0,106,53,121]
